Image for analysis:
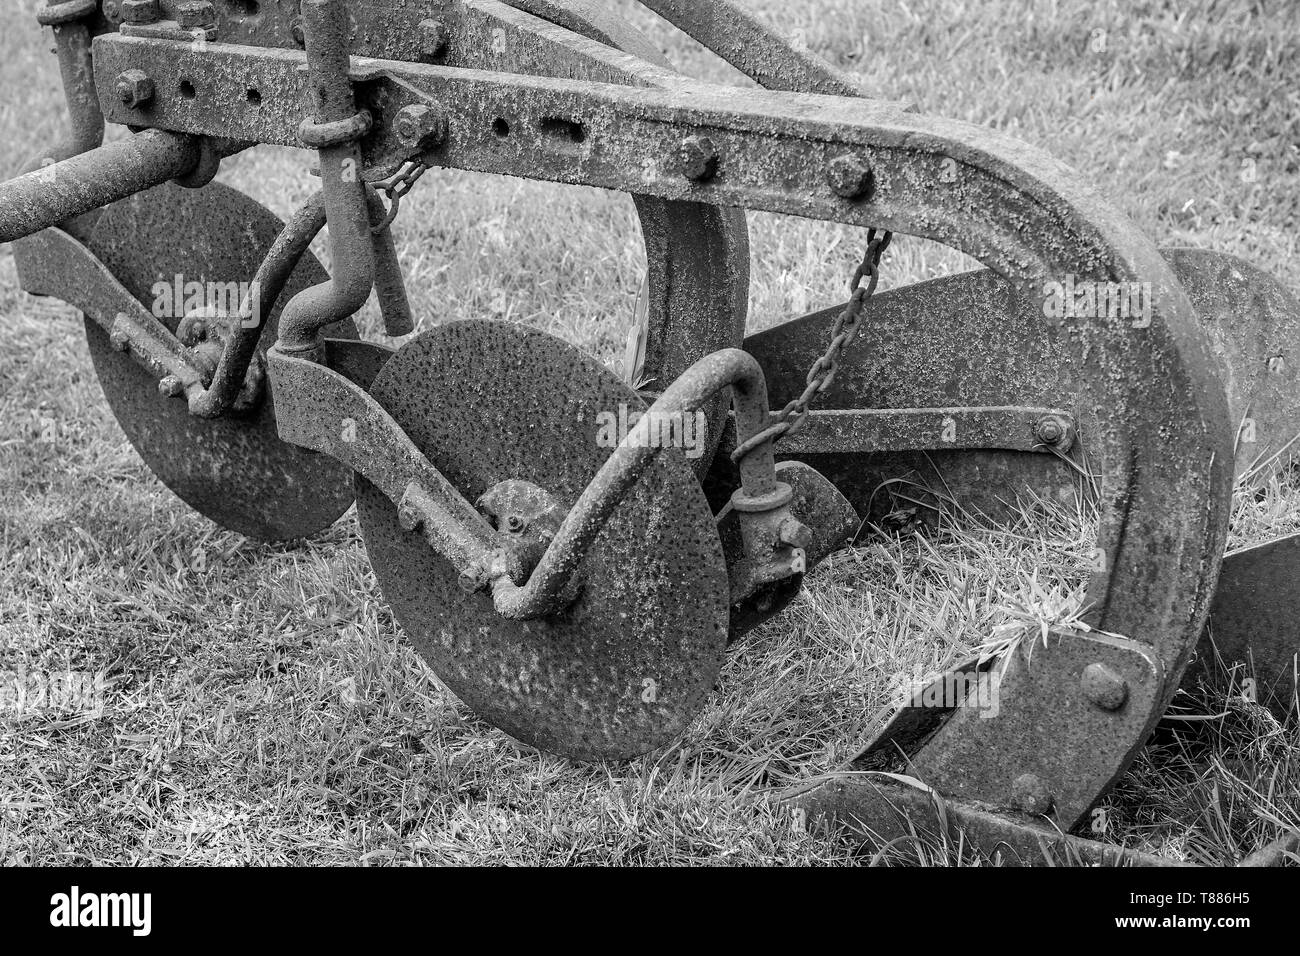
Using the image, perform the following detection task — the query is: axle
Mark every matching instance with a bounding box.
[0,131,200,245]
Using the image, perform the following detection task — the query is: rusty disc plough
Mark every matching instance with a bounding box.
[3,0,1298,866]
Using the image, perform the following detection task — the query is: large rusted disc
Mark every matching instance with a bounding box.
[355,321,730,761]
[736,247,1299,525]
[84,182,358,541]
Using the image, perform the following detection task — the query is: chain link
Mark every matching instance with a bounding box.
[370,161,430,234]
[731,228,893,465]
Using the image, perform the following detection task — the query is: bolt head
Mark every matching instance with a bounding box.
[778,517,813,551]
[419,19,449,60]
[115,69,154,109]
[1011,773,1053,816]
[397,505,422,534]
[458,569,487,594]
[119,0,159,24]
[679,135,719,182]
[827,154,873,199]
[175,0,216,29]
[158,376,184,398]
[1035,417,1064,444]
[1081,662,1129,711]
[393,104,447,151]
[504,514,527,534]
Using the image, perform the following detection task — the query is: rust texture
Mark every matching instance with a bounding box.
[353,320,731,760]
[1,0,1293,866]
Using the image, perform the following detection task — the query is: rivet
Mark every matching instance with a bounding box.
[1011,773,1053,816]
[1081,662,1129,711]
[827,153,873,199]
[679,135,719,182]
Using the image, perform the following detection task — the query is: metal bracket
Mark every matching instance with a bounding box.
[267,345,498,574]
[853,626,1164,828]
[719,406,1077,456]
[13,225,211,395]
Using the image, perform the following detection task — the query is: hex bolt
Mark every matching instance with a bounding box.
[1081,662,1129,711]
[1033,414,1074,450]
[120,0,160,24]
[778,517,813,550]
[115,69,154,110]
[176,0,216,28]
[397,501,423,534]
[393,104,448,152]
[458,567,490,594]
[679,135,719,182]
[419,19,450,60]
[1011,773,1053,816]
[158,376,184,398]
[827,153,874,199]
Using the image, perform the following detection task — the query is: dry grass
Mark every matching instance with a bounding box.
[2,0,1299,865]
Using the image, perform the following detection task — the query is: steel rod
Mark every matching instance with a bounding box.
[492,348,777,620]
[0,131,200,245]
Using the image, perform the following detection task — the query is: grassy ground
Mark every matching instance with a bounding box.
[2,0,1299,865]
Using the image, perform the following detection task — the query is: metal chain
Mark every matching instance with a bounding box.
[370,160,430,234]
[731,228,893,464]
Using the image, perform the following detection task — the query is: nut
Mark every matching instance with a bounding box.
[115,69,154,110]
[419,19,449,60]
[158,376,184,398]
[679,135,719,181]
[1081,662,1129,711]
[393,104,448,152]
[827,153,873,199]
[290,16,306,47]
[504,514,527,534]
[1011,773,1053,816]
[1033,414,1074,450]
[119,0,159,24]
[175,0,217,29]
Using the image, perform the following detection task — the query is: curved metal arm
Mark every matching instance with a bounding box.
[188,194,328,417]
[491,348,782,620]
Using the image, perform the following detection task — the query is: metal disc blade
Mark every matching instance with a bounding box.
[84,182,357,541]
[1186,533,1300,717]
[355,320,730,761]
[1162,248,1300,481]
